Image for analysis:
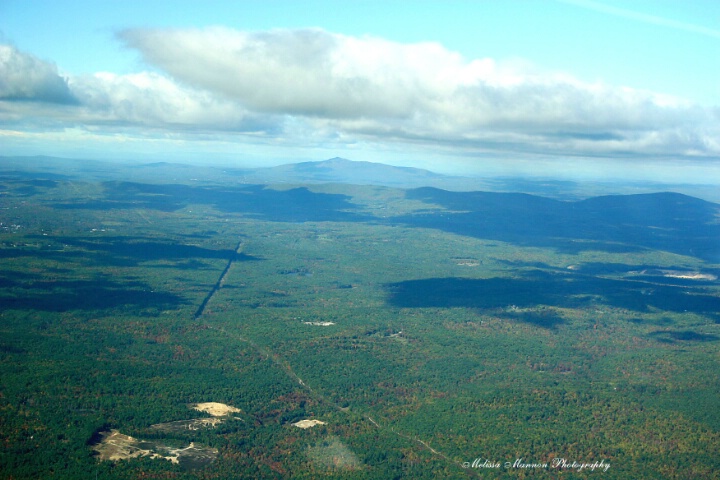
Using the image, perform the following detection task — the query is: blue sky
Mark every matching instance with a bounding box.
[1,0,719,181]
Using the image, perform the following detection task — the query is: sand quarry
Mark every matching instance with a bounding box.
[92,430,218,468]
[92,402,241,469]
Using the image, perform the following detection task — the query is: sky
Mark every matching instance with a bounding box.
[1,0,719,182]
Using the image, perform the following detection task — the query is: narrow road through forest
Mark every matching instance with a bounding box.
[193,239,477,476]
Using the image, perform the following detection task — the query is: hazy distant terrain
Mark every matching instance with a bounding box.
[4,155,720,201]
[1,156,719,479]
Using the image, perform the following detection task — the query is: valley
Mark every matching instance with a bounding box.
[1,157,719,478]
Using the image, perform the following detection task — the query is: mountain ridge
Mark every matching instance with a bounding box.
[2,155,720,202]
[251,156,448,186]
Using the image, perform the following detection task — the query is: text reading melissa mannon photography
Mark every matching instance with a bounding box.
[462,457,611,472]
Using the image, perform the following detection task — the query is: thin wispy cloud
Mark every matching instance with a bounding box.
[560,0,720,39]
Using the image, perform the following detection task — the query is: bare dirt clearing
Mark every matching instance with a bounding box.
[662,271,717,281]
[292,419,326,429]
[192,401,241,417]
[152,402,243,434]
[151,417,224,433]
[91,402,239,469]
[632,269,718,281]
[91,430,218,469]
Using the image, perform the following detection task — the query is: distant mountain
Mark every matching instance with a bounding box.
[399,188,720,262]
[0,155,475,190]
[212,158,720,202]
[3,155,719,202]
[244,157,456,188]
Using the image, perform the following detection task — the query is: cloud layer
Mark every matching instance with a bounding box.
[2,28,719,161]
[0,44,76,104]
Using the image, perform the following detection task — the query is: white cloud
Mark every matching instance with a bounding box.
[69,71,275,133]
[0,48,280,135]
[2,29,719,163]
[117,27,719,159]
[0,44,76,103]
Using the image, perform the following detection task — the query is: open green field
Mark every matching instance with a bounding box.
[1,168,719,478]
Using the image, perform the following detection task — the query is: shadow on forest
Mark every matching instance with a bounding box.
[649,330,719,343]
[48,181,719,261]
[54,237,260,267]
[394,188,720,262]
[53,182,372,223]
[0,171,69,181]
[0,179,60,197]
[1,172,65,197]
[0,277,186,313]
[504,310,566,329]
[386,271,720,329]
[499,260,720,287]
[2,236,262,267]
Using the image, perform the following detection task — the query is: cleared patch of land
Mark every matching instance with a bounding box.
[151,417,224,433]
[659,270,717,281]
[151,402,243,433]
[91,430,218,468]
[292,419,326,429]
[627,269,718,281]
[192,402,241,417]
[306,436,361,471]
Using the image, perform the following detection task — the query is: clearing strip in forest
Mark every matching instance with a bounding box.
[194,240,243,319]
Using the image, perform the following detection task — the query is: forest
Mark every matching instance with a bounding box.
[1,159,719,479]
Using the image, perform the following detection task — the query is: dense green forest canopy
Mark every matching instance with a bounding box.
[1,159,719,478]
